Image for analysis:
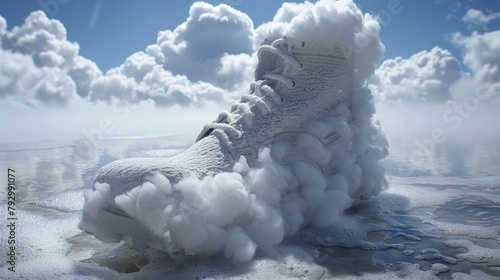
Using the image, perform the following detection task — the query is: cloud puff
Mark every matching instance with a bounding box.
[89,2,256,107]
[462,8,500,28]
[1,5,255,108]
[12,1,493,108]
[0,49,77,107]
[153,2,254,85]
[89,59,232,107]
[0,11,101,106]
[451,30,500,88]
[254,0,385,87]
[367,47,463,104]
[0,15,6,36]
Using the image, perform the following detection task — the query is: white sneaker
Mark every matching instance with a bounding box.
[79,37,388,262]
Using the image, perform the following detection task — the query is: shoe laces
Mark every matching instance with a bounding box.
[197,39,302,141]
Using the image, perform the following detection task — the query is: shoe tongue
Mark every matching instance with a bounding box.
[254,41,289,81]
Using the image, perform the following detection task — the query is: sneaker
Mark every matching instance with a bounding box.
[79,37,388,262]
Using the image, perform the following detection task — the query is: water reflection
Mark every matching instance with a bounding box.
[1,133,499,203]
[0,135,192,203]
[384,137,500,178]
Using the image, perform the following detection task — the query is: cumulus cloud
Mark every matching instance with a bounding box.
[0,11,101,107]
[89,52,242,107]
[368,47,462,104]
[1,4,256,108]
[0,15,5,36]
[430,29,500,105]
[0,49,78,107]
[462,8,500,28]
[9,1,494,108]
[451,30,500,90]
[88,2,256,107]
[254,0,385,87]
[154,2,254,83]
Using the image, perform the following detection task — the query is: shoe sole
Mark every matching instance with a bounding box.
[79,208,165,251]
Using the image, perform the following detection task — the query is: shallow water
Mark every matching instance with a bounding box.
[1,134,499,279]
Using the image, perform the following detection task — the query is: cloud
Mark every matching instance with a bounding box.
[10,1,495,109]
[368,47,463,104]
[451,30,500,87]
[368,29,500,106]
[462,8,500,28]
[447,29,500,104]
[89,2,256,107]
[0,15,6,35]
[0,49,78,107]
[0,11,101,107]
[254,0,385,87]
[0,5,256,108]
[88,50,247,108]
[154,2,254,85]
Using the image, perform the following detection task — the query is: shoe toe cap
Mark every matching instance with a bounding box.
[93,158,186,196]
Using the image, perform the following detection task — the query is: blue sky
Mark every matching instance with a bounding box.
[1,0,499,72]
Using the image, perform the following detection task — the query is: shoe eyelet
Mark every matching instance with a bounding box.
[290,81,296,88]
[301,41,305,47]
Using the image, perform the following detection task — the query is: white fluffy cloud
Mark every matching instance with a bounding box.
[368,47,462,104]
[452,30,500,89]
[0,15,5,37]
[4,1,497,108]
[0,49,78,106]
[462,8,500,28]
[154,2,254,83]
[0,4,256,108]
[88,2,256,107]
[89,59,232,107]
[0,11,101,106]
[368,27,500,105]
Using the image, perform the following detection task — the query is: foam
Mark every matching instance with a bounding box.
[414,248,458,264]
[332,262,442,279]
[431,263,449,275]
[34,190,84,212]
[135,245,326,279]
[444,240,500,266]
[451,269,500,280]
[0,206,85,277]
[3,174,500,279]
